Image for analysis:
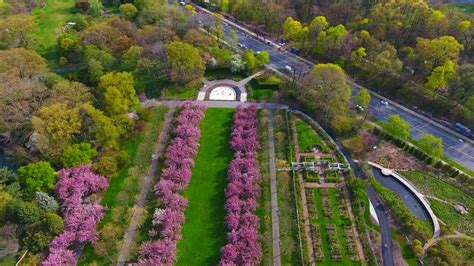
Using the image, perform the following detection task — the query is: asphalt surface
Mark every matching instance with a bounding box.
[206,12,474,170]
[367,185,395,266]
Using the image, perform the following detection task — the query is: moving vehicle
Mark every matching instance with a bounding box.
[454,122,472,138]
[380,100,389,106]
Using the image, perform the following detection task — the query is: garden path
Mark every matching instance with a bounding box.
[116,107,176,265]
[268,110,282,266]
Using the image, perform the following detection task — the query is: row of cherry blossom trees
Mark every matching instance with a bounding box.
[42,164,108,265]
[138,102,206,265]
[220,105,262,265]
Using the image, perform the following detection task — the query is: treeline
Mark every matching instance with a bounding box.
[0,0,242,263]
[200,0,474,128]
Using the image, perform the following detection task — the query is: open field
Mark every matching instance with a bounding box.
[32,0,75,68]
[295,119,329,153]
[176,108,235,265]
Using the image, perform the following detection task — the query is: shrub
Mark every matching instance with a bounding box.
[220,105,262,265]
[138,102,206,265]
[42,165,108,265]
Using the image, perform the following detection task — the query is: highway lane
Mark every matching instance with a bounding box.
[370,100,474,170]
[216,19,474,170]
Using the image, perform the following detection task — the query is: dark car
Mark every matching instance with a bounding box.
[290,47,301,55]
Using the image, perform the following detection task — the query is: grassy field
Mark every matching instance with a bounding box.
[430,200,473,236]
[295,119,329,153]
[311,188,359,266]
[273,110,304,265]
[176,108,235,265]
[205,68,248,81]
[32,0,76,68]
[247,79,278,101]
[256,110,273,263]
[391,230,417,266]
[447,3,474,13]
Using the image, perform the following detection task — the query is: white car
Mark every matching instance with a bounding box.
[179,1,185,6]
[284,65,293,73]
[356,105,364,112]
[380,100,389,106]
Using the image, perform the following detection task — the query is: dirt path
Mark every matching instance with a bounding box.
[268,110,282,266]
[116,107,175,265]
[423,231,474,252]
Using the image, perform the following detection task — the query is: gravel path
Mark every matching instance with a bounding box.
[116,107,175,265]
[268,110,282,266]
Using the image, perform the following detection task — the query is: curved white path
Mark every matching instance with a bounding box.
[368,161,441,238]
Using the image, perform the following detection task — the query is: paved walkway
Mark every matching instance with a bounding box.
[116,107,175,265]
[268,110,282,266]
[197,70,265,102]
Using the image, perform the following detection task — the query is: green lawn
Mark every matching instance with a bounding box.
[295,119,329,153]
[32,0,76,69]
[430,200,473,236]
[204,68,248,81]
[447,3,474,13]
[247,79,278,101]
[177,108,235,265]
[311,188,360,266]
[256,110,273,263]
[400,171,473,210]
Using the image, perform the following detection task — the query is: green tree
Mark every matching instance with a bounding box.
[41,212,64,235]
[256,50,270,67]
[354,88,372,125]
[99,72,138,116]
[0,168,17,186]
[7,200,42,225]
[32,103,82,159]
[0,186,13,222]
[0,74,50,143]
[84,45,115,83]
[121,46,142,71]
[309,16,329,38]
[0,14,37,48]
[283,17,308,45]
[243,49,257,73]
[315,24,348,58]
[119,3,138,20]
[165,41,204,84]
[18,161,57,196]
[81,103,120,149]
[354,88,371,110]
[301,63,351,125]
[61,143,98,168]
[0,48,47,78]
[426,60,457,96]
[413,239,424,258]
[415,36,463,73]
[230,28,239,46]
[383,115,411,140]
[418,134,443,159]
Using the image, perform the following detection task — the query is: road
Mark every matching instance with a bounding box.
[367,185,395,266]
[268,110,282,266]
[195,7,474,170]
